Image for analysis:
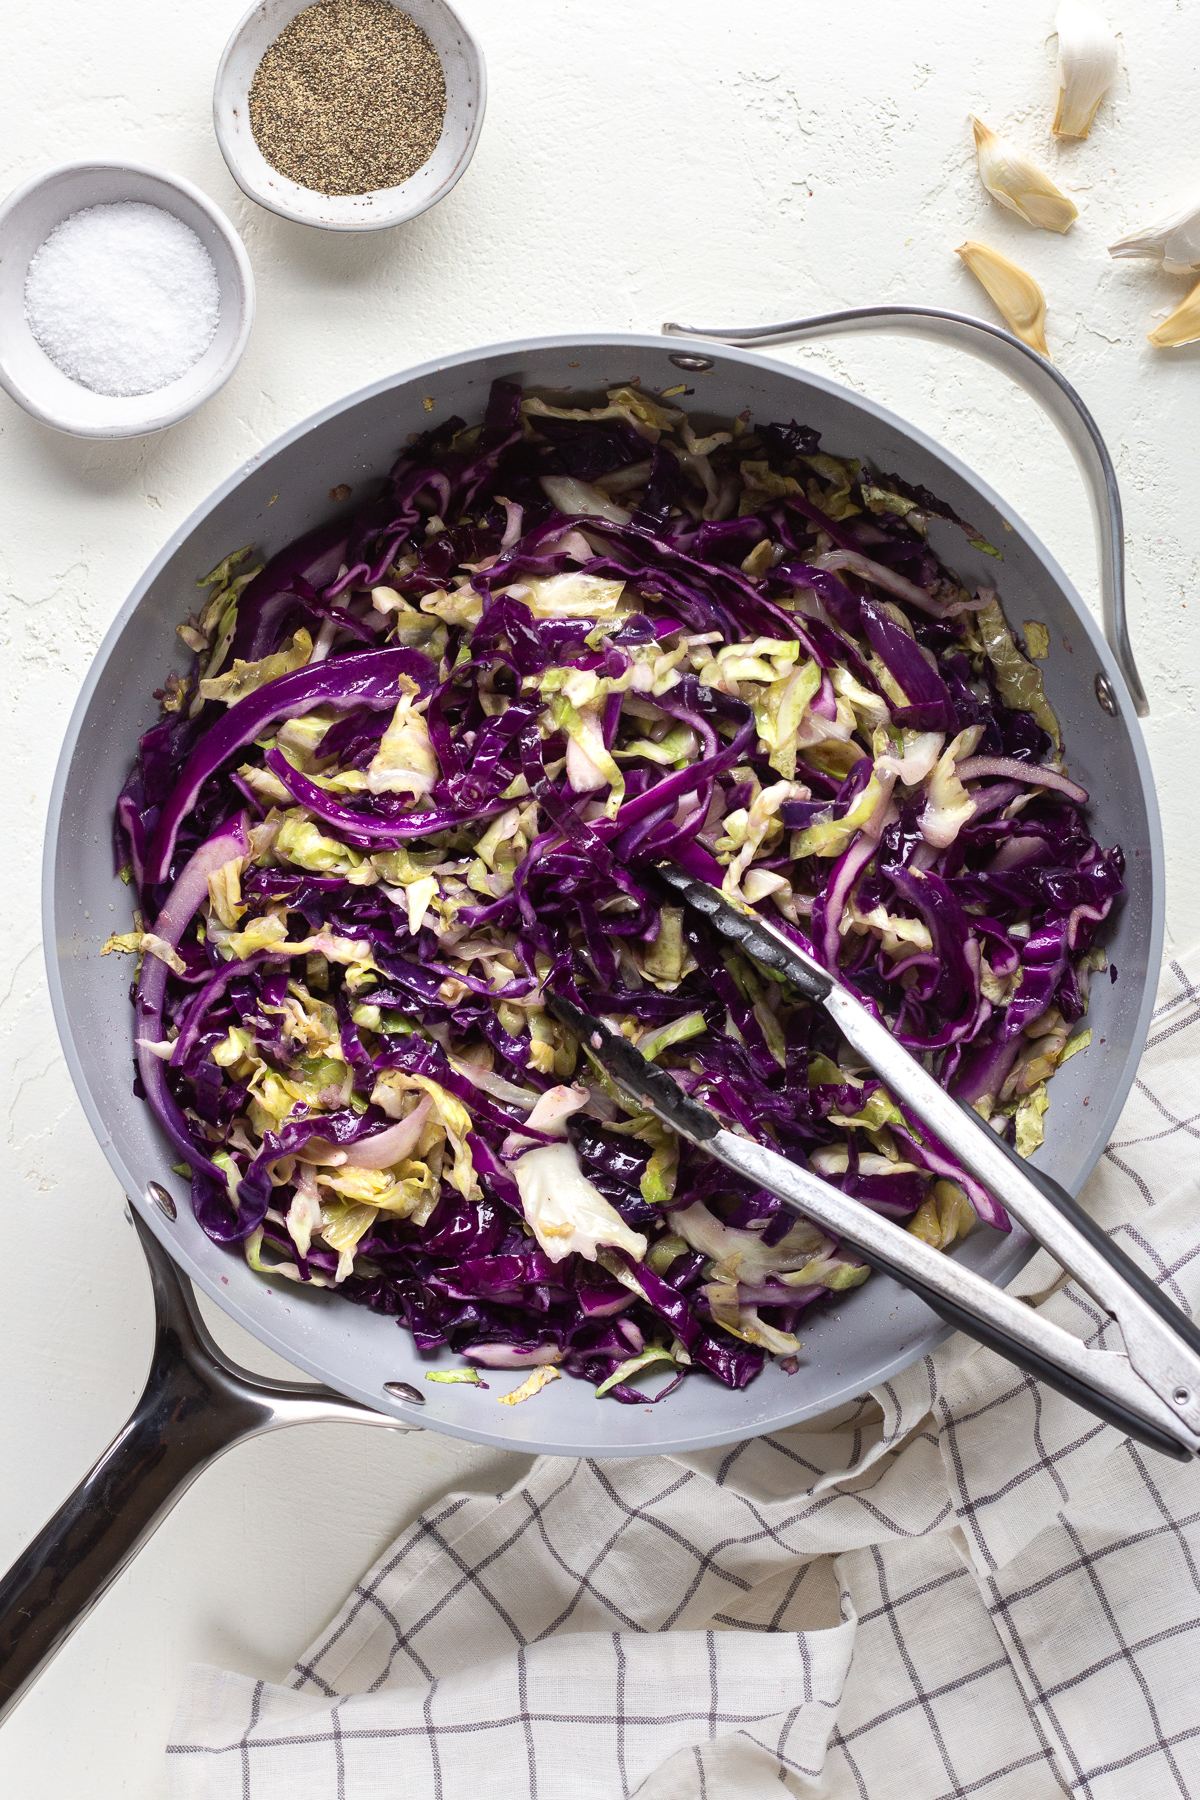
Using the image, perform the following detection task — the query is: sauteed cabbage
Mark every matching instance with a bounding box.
[108,379,1118,1400]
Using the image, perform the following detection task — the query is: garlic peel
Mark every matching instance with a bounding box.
[1052,0,1118,140]
[1109,192,1200,276]
[971,117,1077,234]
[956,241,1051,359]
[1148,275,1200,350]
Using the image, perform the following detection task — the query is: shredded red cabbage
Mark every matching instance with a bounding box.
[108,378,1120,1403]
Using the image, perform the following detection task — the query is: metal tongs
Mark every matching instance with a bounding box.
[547,870,1200,1461]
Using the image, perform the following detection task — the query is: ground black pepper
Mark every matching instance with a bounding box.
[249,0,447,198]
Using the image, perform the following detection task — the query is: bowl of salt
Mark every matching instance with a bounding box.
[0,160,254,438]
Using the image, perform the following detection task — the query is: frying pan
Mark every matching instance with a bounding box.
[0,320,1164,1719]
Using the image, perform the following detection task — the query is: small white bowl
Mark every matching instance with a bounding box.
[0,161,255,439]
[214,0,486,232]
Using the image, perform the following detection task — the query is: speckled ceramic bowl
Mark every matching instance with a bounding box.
[213,0,486,232]
[0,160,254,438]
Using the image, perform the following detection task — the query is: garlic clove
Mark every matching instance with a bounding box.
[1148,276,1200,349]
[956,241,1051,358]
[1109,191,1200,276]
[971,116,1078,233]
[1052,0,1118,140]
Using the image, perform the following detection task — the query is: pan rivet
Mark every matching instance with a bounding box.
[1174,1387,1191,1407]
[384,1381,426,1405]
[147,1181,177,1222]
[667,352,714,372]
[1094,673,1118,716]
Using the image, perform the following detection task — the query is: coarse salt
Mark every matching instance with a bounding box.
[24,201,221,398]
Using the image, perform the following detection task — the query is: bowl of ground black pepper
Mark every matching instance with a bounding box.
[213,0,484,232]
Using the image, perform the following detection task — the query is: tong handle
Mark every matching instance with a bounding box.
[818,1197,1191,1462]
[823,984,1200,1433]
[550,993,1197,1459]
[958,1104,1200,1361]
[651,874,1200,1441]
[709,1127,1196,1461]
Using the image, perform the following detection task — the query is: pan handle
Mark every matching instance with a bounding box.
[0,1206,415,1727]
[661,306,1147,716]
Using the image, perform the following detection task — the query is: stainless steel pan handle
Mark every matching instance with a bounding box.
[662,306,1147,716]
[0,1207,413,1727]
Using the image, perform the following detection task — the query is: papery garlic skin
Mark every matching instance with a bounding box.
[1053,0,1118,139]
[1109,193,1200,276]
[1148,276,1200,349]
[971,117,1077,233]
[956,241,1051,358]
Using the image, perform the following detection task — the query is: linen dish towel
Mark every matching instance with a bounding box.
[167,949,1200,1800]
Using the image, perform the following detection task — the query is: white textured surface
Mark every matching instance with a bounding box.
[1,0,1197,1792]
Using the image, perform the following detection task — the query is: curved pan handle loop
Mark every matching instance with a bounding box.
[662,306,1147,717]
[0,1207,415,1727]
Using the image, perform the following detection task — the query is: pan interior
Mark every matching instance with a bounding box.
[44,334,1163,1457]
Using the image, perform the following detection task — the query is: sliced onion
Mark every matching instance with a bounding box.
[812,549,946,617]
[133,814,251,1185]
[462,1343,564,1368]
[956,756,1087,803]
[302,1097,433,1169]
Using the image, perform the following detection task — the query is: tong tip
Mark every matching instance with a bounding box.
[544,992,720,1146]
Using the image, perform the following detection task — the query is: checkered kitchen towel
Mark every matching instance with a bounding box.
[167,953,1200,1799]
